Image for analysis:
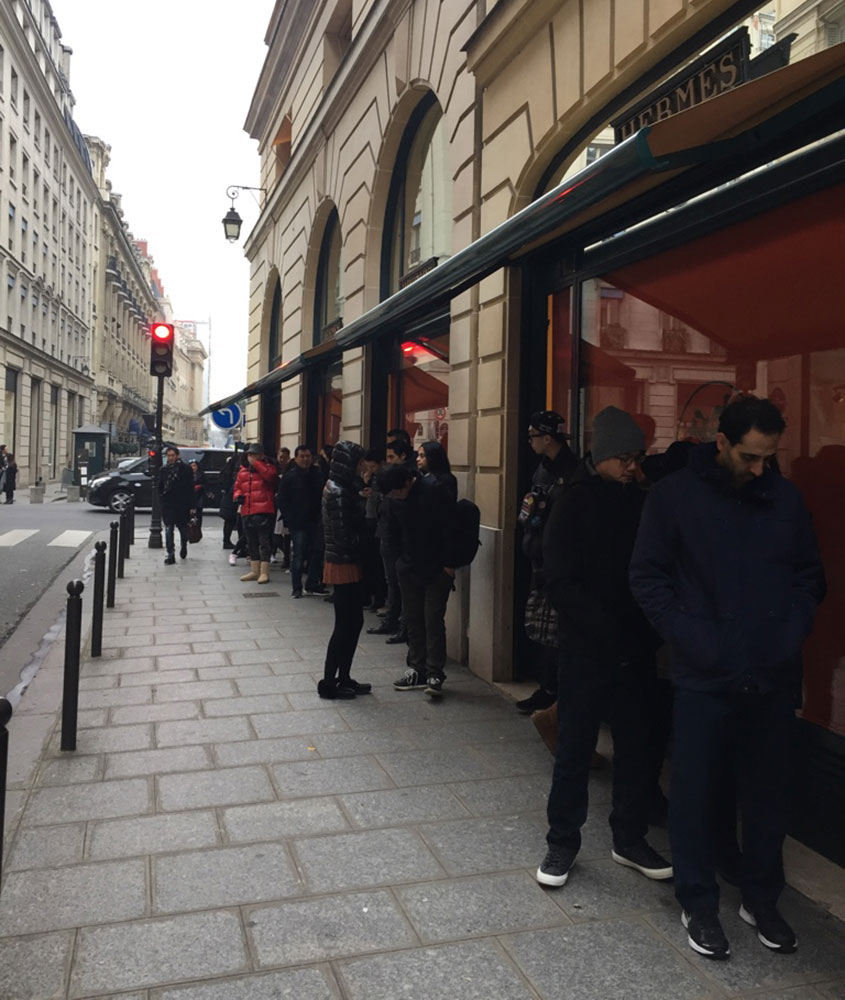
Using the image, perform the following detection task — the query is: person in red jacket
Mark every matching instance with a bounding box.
[233,443,280,584]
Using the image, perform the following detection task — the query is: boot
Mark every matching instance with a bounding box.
[257,561,271,584]
[240,560,260,582]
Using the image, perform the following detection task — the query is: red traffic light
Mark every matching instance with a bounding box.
[150,323,175,377]
[151,323,174,342]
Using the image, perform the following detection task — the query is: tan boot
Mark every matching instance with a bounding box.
[257,561,271,584]
[240,560,260,582]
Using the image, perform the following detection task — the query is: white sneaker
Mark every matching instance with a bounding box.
[228,552,238,566]
[270,554,277,563]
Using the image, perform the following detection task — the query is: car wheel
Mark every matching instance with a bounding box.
[108,489,133,513]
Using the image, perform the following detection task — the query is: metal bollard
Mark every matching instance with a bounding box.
[117,512,126,579]
[107,521,118,608]
[91,541,107,657]
[123,504,132,561]
[128,497,135,548]
[61,580,84,752]
[0,696,12,896]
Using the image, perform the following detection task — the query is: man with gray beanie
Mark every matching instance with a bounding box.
[536,405,671,889]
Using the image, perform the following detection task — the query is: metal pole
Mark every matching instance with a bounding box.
[128,497,135,547]
[107,521,118,608]
[122,505,131,561]
[61,580,84,752]
[0,697,12,896]
[91,541,106,657]
[148,375,164,549]
[117,513,126,579]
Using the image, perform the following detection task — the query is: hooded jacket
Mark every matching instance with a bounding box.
[629,442,826,693]
[234,457,279,517]
[322,441,365,565]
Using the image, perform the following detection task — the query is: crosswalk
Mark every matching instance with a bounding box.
[0,528,92,548]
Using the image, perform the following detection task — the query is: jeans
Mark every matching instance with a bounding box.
[164,516,187,556]
[324,581,365,682]
[290,525,322,592]
[397,566,453,680]
[670,686,794,913]
[243,513,274,562]
[546,649,656,853]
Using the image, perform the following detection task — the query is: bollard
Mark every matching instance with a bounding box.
[0,697,12,896]
[128,497,135,548]
[123,503,132,561]
[117,512,126,579]
[61,580,84,752]
[91,541,107,657]
[107,521,118,608]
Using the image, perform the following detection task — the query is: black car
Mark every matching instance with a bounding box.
[87,448,234,513]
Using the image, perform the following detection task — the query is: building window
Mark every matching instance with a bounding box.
[9,135,17,182]
[22,89,30,126]
[267,278,282,370]
[313,208,343,344]
[323,0,353,87]
[4,368,18,453]
[10,68,18,106]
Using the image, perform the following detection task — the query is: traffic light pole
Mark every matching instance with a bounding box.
[148,374,165,549]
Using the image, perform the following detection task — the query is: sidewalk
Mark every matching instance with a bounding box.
[1,530,843,1000]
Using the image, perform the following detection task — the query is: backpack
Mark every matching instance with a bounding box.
[451,498,481,567]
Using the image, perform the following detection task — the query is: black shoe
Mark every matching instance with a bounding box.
[366,622,396,635]
[292,590,303,599]
[323,594,335,603]
[682,910,730,960]
[393,668,426,691]
[424,675,443,698]
[317,679,356,700]
[179,545,188,559]
[385,630,408,645]
[611,841,673,880]
[164,554,176,565]
[344,678,372,695]
[306,585,328,595]
[222,540,235,550]
[739,903,797,953]
[536,846,576,887]
[515,688,556,715]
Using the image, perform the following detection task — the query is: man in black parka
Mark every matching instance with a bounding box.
[630,396,825,961]
[158,446,194,565]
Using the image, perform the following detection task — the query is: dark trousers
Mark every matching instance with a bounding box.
[243,513,274,562]
[398,567,453,680]
[380,540,402,629]
[670,686,794,914]
[547,649,655,853]
[4,489,13,503]
[324,581,364,682]
[163,516,187,556]
[363,520,386,606]
[290,525,322,592]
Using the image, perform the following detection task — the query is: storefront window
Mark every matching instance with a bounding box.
[314,209,343,343]
[397,333,449,450]
[546,289,573,423]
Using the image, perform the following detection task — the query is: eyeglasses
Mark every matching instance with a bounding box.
[527,432,545,440]
[613,452,645,466]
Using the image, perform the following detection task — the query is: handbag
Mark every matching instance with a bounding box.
[187,516,203,544]
[524,589,559,648]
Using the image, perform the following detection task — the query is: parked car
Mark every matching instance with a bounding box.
[87,448,234,513]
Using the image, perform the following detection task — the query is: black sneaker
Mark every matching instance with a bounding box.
[682,910,730,960]
[739,903,797,953]
[393,668,426,691]
[292,590,303,599]
[611,841,673,880]
[515,688,556,714]
[164,554,176,565]
[425,675,443,698]
[536,847,576,887]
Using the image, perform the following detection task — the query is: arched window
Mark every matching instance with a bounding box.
[313,208,342,345]
[268,278,282,370]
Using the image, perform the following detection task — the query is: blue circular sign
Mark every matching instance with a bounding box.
[211,404,243,429]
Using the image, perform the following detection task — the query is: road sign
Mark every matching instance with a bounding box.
[211,404,243,429]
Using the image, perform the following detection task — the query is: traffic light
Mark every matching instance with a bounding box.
[149,322,175,377]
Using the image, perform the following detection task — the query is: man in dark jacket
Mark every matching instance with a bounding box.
[277,445,326,597]
[537,406,672,890]
[379,462,456,697]
[630,396,826,961]
[158,446,194,565]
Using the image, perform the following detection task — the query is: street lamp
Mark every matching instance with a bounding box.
[222,185,266,243]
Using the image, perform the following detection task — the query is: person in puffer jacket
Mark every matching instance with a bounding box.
[233,443,279,585]
[317,440,373,700]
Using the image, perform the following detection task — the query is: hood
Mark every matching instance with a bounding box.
[689,441,777,504]
[329,440,364,487]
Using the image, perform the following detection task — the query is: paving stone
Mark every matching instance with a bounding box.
[79,674,119,690]
[101,634,161,650]
[69,910,248,996]
[79,686,153,709]
[0,930,74,999]
[155,652,228,671]
[271,756,393,798]
[247,889,417,966]
[25,777,152,825]
[152,968,338,1000]
[306,729,415,757]
[419,813,547,875]
[154,680,236,703]
[451,774,551,816]
[471,739,556,776]
[121,668,198,687]
[397,871,569,944]
[817,984,845,1000]
[196,663,273,681]
[70,723,154,754]
[203,694,292,717]
[250,708,349,738]
[105,745,212,779]
[337,939,536,1000]
[38,754,103,785]
[0,858,147,936]
[504,920,713,1000]
[158,765,274,810]
[267,657,323,676]
[110,701,202,725]
[156,716,253,747]
[212,736,319,767]
[192,639,259,653]
[235,674,317,696]
[83,657,157,678]
[294,828,443,892]
[6,823,86,871]
[401,720,541,750]
[154,842,302,913]
[77,708,109,727]
[548,858,677,922]
[375,748,497,786]
[155,614,214,626]
[88,809,221,860]
[340,785,470,828]
[222,798,349,843]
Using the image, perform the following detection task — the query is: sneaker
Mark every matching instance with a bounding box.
[292,590,303,599]
[270,554,277,563]
[164,554,176,565]
[425,675,443,698]
[228,552,238,566]
[611,841,673,880]
[515,688,556,714]
[536,847,576,887]
[393,668,427,691]
[682,910,730,960]
[739,903,797,953]
[306,585,328,595]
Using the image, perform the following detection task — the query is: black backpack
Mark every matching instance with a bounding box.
[451,498,481,567]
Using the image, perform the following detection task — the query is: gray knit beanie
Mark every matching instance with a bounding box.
[591,406,645,465]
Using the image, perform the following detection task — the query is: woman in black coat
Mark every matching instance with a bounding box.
[3,454,17,504]
[416,440,458,503]
[318,440,372,700]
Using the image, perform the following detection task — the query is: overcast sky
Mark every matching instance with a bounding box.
[54,0,274,405]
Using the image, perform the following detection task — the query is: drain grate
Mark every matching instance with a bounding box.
[242,591,280,598]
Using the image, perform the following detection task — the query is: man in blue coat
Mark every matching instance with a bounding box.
[630,396,825,961]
